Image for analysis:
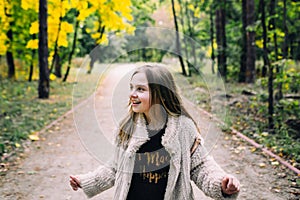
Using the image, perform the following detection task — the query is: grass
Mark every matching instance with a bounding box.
[0,78,74,158]
[0,59,124,165]
[0,58,111,166]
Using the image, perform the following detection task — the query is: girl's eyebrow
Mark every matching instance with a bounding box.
[130,83,148,88]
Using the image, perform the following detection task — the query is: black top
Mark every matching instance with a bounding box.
[126,125,170,200]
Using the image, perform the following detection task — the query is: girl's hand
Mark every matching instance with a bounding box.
[221,175,240,195]
[70,175,81,191]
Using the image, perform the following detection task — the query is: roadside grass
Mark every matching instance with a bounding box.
[0,60,119,174]
[173,67,300,170]
[0,59,98,170]
[0,78,74,161]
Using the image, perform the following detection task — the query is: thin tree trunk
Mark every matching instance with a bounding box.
[38,0,50,98]
[28,34,36,82]
[245,0,256,83]
[63,20,79,82]
[215,1,227,80]
[28,50,36,82]
[185,1,198,75]
[260,0,274,132]
[4,6,15,79]
[171,0,187,76]
[178,0,190,75]
[239,0,247,82]
[260,0,268,77]
[54,54,62,77]
[270,0,282,100]
[88,25,105,74]
[268,0,278,132]
[268,61,274,133]
[6,49,15,79]
[210,5,215,74]
[282,0,288,59]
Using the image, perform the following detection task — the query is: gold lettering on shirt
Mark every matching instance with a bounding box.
[138,151,170,184]
[144,152,169,166]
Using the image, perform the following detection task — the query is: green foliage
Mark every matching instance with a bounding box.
[175,66,300,167]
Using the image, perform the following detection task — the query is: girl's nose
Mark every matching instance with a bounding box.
[129,90,137,98]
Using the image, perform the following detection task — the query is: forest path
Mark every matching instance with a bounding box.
[0,63,297,200]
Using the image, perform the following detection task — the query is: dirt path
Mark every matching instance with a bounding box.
[0,63,298,200]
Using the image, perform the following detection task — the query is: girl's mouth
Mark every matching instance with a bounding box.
[131,100,141,105]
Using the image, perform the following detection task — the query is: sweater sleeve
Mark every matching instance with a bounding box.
[76,164,116,198]
[190,145,238,200]
[182,117,239,200]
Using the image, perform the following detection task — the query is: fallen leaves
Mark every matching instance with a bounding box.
[28,133,40,141]
[271,161,280,166]
[250,147,257,152]
[258,162,266,168]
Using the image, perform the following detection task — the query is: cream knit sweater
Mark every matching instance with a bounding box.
[76,115,239,200]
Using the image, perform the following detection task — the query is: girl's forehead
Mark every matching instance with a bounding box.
[130,72,148,85]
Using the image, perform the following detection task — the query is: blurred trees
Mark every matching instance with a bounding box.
[0,0,299,130]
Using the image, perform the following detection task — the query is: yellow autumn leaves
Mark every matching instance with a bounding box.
[84,0,135,45]
[0,0,10,55]
[0,0,134,55]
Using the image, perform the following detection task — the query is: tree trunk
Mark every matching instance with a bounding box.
[54,54,62,77]
[268,61,274,133]
[87,25,105,74]
[260,0,268,77]
[28,34,36,82]
[239,0,247,82]
[38,0,50,98]
[5,6,15,79]
[269,0,282,101]
[171,0,187,76]
[63,20,79,82]
[6,49,15,79]
[245,0,256,83]
[178,0,190,75]
[185,1,198,75]
[28,50,36,82]
[210,5,215,74]
[282,0,288,59]
[215,1,227,80]
[267,0,278,133]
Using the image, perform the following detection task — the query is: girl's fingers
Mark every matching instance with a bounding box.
[232,178,240,191]
[70,181,78,191]
[222,175,240,195]
[227,177,233,188]
[70,175,81,191]
[70,175,81,187]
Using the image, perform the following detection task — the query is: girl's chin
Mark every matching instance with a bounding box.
[132,108,145,114]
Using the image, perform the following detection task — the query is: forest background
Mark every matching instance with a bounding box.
[0,0,299,182]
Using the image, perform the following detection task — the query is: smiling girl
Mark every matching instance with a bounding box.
[70,65,240,199]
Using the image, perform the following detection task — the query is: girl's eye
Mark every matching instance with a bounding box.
[137,87,145,91]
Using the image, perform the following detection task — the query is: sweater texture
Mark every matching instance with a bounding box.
[76,115,239,200]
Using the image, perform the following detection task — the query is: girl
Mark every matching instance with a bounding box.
[70,65,240,199]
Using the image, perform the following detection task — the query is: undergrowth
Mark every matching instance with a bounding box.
[173,71,300,169]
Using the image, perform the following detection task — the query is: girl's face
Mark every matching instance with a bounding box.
[129,72,151,116]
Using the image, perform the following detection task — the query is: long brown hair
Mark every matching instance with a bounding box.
[118,65,199,146]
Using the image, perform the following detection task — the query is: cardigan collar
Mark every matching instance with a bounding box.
[126,114,180,155]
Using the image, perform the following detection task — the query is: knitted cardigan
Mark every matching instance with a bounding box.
[76,115,239,200]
